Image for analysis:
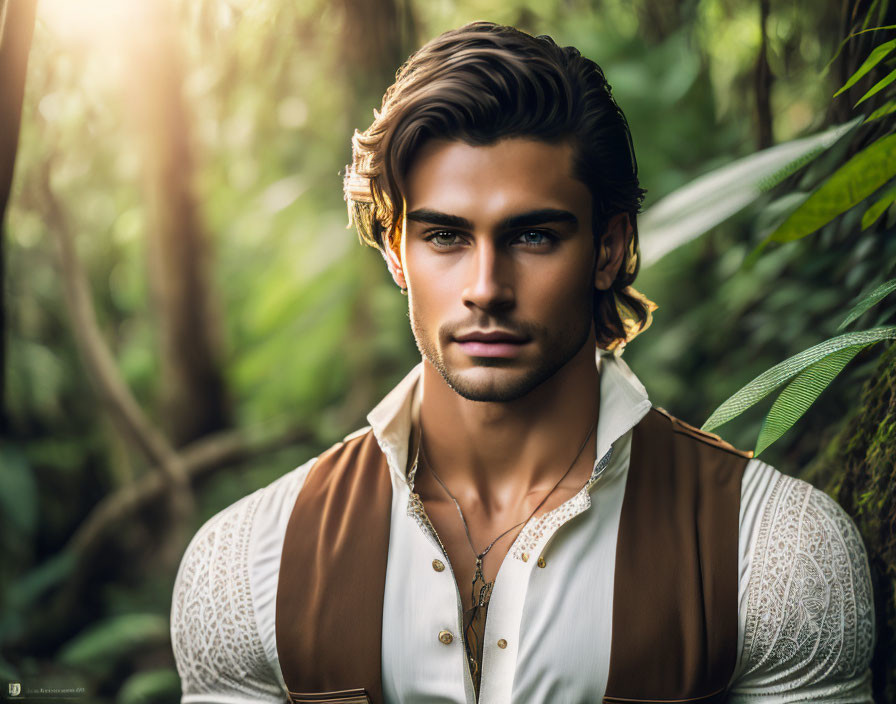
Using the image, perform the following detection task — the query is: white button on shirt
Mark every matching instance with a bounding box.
[171,351,875,703]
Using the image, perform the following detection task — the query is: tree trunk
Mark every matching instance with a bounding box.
[338,0,415,116]
[636,0,692,43]
[0,0,37,434]
[123,0,230,447]
[807,341,896,702]
[753,0,774,150]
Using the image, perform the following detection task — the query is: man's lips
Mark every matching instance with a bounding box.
[453,330,529,358]
[454,330,528,343]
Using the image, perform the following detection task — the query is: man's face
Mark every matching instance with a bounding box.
[394,137,607,403]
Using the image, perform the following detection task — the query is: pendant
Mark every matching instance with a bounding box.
[478,581,494,607]
[472,556,483,585]
[471,557,494,607]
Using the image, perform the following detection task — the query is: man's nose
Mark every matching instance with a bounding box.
[461,241,514,311]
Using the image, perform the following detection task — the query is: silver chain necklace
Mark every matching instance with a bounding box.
[416,415,598,605]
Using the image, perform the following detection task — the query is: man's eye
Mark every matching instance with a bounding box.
[515,230,553,246]
[426,232,462,247]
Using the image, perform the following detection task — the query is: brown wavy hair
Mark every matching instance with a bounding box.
[344,21,656,351]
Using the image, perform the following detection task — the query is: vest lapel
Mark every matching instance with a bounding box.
[603,407,748,703]
[276,430,392,704]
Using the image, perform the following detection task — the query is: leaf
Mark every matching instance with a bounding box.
[855,66,896,105]
[826,24,896,71]
[754,345,866,456]
[6,551,76,610]
[638,118,861,267]
[861,0,883,31]
[117,669,181,704]
[834,38,896,96]
[861,183,896,229]
[760,132,896,245]
[866,99,896,122]
[0,445,38,536]
[58,614,169,675]
[838,278,896,330]
[702,326,896,432]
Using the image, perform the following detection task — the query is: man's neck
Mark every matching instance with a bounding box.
[417,341,600,516]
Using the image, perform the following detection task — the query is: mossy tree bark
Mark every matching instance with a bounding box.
[807,341,896,701]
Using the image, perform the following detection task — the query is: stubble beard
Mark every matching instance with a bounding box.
[409,303,594,403]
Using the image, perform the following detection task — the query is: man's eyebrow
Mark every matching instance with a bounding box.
[498,209,578,230]
[405,208,579,230]
[405,209,473,229]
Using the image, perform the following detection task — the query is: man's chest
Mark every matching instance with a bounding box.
[382,469,626,703]
[413,469,595,614]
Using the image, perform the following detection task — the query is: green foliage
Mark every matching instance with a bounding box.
[826,24,896,69]
[2,552,77,647]
[867,99,896,120]
[862,183,896,228]
[638,118,860,266]
[833,37,896,96]
[754,344,865,455]
[58,614,169,676]
[856,66,896,105]
[0,446,38,538]
[116,669,180,704]
[691,18,896,460]
[839,278,896,329]
[755,132,896,249]
[702,327,896,437]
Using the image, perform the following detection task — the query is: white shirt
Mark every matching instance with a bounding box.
[171,351,875,703]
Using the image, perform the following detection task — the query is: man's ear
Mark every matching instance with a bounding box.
[384,230,407,290]
[594,213,631,291]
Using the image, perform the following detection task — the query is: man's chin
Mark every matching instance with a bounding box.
[438,365,550,403]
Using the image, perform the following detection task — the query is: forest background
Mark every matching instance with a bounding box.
[1,0,895,702]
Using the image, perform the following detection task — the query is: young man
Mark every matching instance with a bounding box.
[171,22,874,703]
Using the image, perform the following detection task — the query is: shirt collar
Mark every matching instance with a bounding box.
[366,350,653,486]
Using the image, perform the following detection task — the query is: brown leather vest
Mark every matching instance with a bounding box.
[276,407,750,704]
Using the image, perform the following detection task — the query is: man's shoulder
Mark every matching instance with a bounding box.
[731,462,875,697]
[170,458,321,701]
[170,427,374,700]
[172,453,320,613]
[744,465,871,585]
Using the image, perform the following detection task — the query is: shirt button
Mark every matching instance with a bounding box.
[537,556,546,568]
[497,639,508,649]
[438,630,454,645]
[521,552,529,562]
[432,559,445,572]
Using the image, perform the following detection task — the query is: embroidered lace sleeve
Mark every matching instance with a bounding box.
[171,489,288,704]
[729,472,875,702]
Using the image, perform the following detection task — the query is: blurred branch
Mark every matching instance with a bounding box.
[38,157,194,557]
[65,423,315,558]
[0,0,37,433]
[40,159,185,483]
[13,423,315,654]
